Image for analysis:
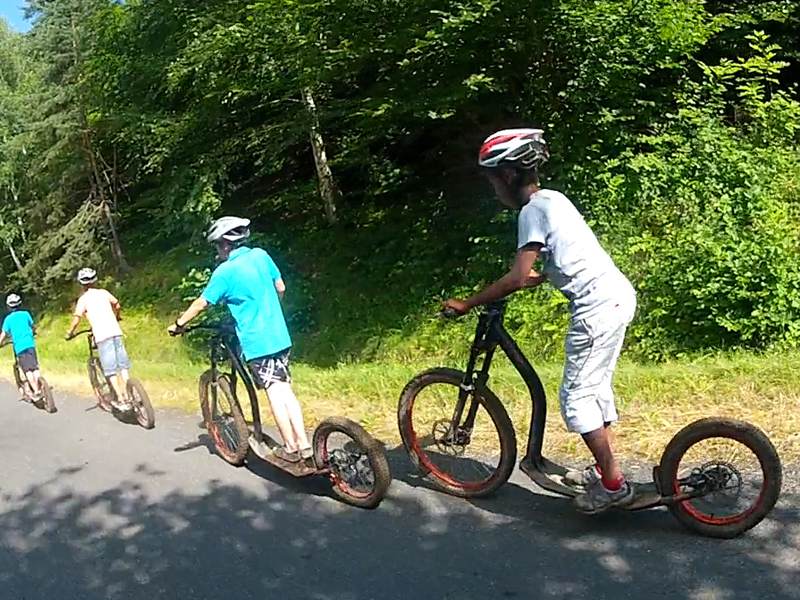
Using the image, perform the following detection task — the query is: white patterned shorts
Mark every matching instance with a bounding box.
[248,349,292,389]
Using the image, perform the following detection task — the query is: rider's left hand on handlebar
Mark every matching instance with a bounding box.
[168,320,184,337]
[442,298,469,317]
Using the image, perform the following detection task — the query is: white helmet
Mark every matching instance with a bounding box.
[207,216,251,243]
[478,128,549,170]
[6,293,21,308]
[77,267,98,285]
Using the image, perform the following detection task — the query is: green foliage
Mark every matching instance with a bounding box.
[586,32,800,358]
[0,2,798,364]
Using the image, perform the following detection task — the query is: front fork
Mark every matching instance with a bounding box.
[447,317,497,443]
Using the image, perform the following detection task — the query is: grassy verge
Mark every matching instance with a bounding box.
[9,311,800,464]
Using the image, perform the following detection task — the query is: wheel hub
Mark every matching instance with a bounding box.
[330,448,374,489]
[685,460,743,505]
[432,419,471,455]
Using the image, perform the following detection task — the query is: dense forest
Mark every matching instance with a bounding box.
[0,0,798,363]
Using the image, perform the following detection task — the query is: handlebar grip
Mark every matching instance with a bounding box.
[440,307,461,319]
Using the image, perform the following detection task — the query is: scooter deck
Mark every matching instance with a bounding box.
[520,456,664,511]
[248,431,319,478]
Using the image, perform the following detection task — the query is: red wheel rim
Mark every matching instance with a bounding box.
[406,393,498,492]
[210,420,237,460]
[672,446,768,526]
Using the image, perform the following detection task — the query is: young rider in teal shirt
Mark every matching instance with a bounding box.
[169,217,313,470]
[0,294,43,398]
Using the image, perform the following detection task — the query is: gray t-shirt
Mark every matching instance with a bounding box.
[517,188,635,319]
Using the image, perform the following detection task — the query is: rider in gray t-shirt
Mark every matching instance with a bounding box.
[444,128,637,514]
[517,187,636,320]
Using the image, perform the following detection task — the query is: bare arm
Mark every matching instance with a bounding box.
[446,246,545,313]
[0,331,6,347]
[168,297,209,334]
[275,278,286,300]
[111,299,122,320]
[65,314,82,339]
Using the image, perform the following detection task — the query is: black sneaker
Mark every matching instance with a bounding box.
[273,447,301,463]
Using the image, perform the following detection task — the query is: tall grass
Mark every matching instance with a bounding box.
[9,309,800,464]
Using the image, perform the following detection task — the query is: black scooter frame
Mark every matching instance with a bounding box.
[203,326,267,448]
[457,300,664,509]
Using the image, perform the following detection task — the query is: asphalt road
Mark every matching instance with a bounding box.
[0,379,798,600]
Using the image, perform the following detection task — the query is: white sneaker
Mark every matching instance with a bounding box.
[113,397,133,411]
[574,479,635,514]
[564,464,601,488]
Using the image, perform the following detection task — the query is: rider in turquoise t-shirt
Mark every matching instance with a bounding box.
[168,217,313,471]
[0,294,43,397]
[201,246,292,359]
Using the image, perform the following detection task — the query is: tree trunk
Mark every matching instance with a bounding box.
[6,242,23,272]
[101,199,129,272]
[3,177,26,272]
[301,87,338,225]
[71,14,130,273]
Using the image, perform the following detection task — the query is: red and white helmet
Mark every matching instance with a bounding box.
[478,128,549,170]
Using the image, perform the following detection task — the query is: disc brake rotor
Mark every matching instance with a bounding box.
[686,460,744,506]
[330,447,375,490]
[431,419,470,456]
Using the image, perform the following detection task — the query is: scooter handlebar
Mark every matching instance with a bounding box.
[440,307,462,320]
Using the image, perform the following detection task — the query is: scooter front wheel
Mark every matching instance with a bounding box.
[659,417,782,538]
[198,371,249,466]
[398,368,516,498]
[87,357,114,412]
[313,417,391,509]
[12,364,24,394]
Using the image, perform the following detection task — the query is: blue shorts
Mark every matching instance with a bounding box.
[97,336,131,377]
[16,348,39,373]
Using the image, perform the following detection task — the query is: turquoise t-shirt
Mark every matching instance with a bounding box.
[201,246,292,360]
[2,310,36,355]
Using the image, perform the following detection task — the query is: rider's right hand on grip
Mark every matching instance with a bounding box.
[440,307,461,319]
[168,320,185,337]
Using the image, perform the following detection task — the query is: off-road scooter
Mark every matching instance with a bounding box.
[398,300,782,538]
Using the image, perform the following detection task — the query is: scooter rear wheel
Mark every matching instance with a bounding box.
[659,417,782,538]
[398,368,516,498]
[313,417,391,509]
[128,378,155,429]
[39,377,57,414]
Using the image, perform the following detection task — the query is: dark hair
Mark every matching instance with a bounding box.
[510,167,540,188]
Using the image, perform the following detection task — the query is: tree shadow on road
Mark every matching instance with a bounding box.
[1,456,797,600]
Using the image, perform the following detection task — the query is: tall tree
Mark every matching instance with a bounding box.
[21,0,129,285]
